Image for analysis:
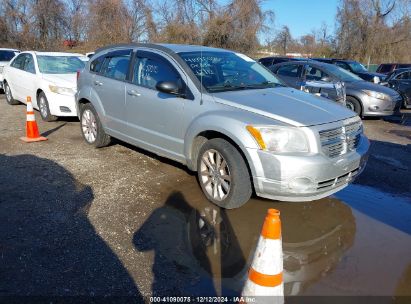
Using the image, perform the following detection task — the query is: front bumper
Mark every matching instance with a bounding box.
[248,135,370,202]
[46,91,78,117]
[362,95,402,116]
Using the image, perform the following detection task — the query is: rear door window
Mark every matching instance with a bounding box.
[23,54,36,74]
[276,64,301,77]
[99,49,132,81]
[10,54,26,70]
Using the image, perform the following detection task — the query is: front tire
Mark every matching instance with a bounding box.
[4,82,19,105]
[346,96,362,116]
[197,138,252,209]
[80,103,111,148]
[38,92,57,121]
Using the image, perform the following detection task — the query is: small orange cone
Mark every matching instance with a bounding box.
[20,96,48,143]
[241,209,284,303]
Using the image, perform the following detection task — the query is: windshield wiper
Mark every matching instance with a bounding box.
[208,81,284,92]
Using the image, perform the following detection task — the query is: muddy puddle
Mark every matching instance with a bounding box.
[138,176,411,297]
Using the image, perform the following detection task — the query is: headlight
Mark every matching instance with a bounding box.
[362,89,389,100]
[49,85,76,96]
[246,126,309,153]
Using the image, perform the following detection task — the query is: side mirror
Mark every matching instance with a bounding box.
[156,81,183,96]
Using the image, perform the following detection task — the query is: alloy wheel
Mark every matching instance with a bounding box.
[81,109,97,143]
[199,149,231,201]
[5,85,11,102]
[39,96,48,118]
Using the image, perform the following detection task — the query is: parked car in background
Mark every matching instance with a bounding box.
[271,60,402,117]
[376,63,411,75]
[258,56,305,69]
[382,68,411,108]
[0,48,20,91]
[3,51,85,121]
[311,58,385,83]
[76,43,369,208]
[268,62,346,105]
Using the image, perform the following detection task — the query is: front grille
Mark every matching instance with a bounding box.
[319,120,362,158]
[317,167,360,190]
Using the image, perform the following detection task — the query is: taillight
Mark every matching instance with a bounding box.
[76,70,80,81]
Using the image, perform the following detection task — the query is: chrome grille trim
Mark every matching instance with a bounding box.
[317,167,360,190]
[319,119,362,158]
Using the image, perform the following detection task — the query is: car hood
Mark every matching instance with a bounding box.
[212,87,356,127]
[0,61,9,67]
[41,73,77,88]
[345,80,399,97]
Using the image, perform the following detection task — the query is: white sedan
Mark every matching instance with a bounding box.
[3,51,85,121]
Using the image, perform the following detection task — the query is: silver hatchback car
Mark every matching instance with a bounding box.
[76,43,369,209]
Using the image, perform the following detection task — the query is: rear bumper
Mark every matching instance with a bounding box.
[248,135,370,202]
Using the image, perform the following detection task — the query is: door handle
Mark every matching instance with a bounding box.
[94,80,103,86]
[127,89,141,97]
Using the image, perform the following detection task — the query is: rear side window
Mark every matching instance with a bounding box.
[90,55,105,73]
[276,64,300,77]
[132,52,182,90]
[10,54,26,69]
[398,64,411,69]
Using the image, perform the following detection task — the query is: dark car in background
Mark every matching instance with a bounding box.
[382,68,411,108]
[376,63,411,75]
[311,58,385,84]
[271,60,402,117]
[259,56,304,69]
[268,61,346,105]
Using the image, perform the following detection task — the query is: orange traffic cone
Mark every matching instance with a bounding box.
[20,96,48,143]
[241,209,284,303]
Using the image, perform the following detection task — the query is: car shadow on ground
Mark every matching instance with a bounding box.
[133,191,246,297]
[0,154,143,300]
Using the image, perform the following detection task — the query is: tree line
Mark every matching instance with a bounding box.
[0,0,410,62]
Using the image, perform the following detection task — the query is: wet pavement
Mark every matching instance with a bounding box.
[0,96,410,301]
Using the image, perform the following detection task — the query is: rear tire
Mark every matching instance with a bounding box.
[4,82,19,105]
[38,92,57,122]
[346,96,362,116]
[80,103,111,148]
[197,138,252,209]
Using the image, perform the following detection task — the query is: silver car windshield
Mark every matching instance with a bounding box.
[179,51,285,92]
[37,56,85,74]
[348,61,368,73]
